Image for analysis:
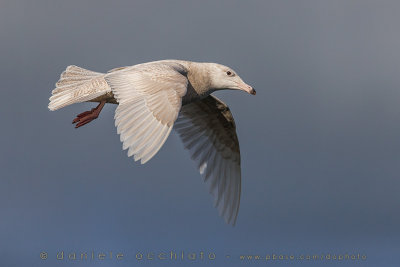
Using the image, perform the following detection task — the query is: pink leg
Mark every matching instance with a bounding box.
[72,100,106,128]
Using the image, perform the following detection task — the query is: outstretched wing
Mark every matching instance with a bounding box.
[105,62,188,164]
[174,95,241,225]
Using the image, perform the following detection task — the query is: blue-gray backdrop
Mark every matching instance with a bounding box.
[1,0,399,266]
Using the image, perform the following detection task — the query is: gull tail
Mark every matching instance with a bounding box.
[48,65,110,111]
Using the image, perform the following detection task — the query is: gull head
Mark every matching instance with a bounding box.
[206,63,256,95]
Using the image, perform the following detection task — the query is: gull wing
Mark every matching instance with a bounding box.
[105,62,188,164]
[174,95,241,225]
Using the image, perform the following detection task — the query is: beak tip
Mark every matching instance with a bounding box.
[240,83,256,95]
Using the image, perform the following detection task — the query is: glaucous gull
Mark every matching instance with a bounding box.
[48,60,255,225]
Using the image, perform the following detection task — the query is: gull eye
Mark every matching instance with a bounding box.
[226,71,233,76]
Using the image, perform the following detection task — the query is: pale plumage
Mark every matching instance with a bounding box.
[48,60,255,225]
[175,96,241,225]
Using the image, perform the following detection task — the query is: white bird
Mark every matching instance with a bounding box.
[48,60,256,225]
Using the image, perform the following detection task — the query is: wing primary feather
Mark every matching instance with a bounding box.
[140,126,172,164]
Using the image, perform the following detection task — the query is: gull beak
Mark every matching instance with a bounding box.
[237,82,256,95]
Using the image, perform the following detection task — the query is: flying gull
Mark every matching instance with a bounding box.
[48,60,256,225]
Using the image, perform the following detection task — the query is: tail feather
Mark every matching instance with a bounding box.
[49,65,111,111]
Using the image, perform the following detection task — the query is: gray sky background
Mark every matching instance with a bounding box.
[1,0,400,266]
